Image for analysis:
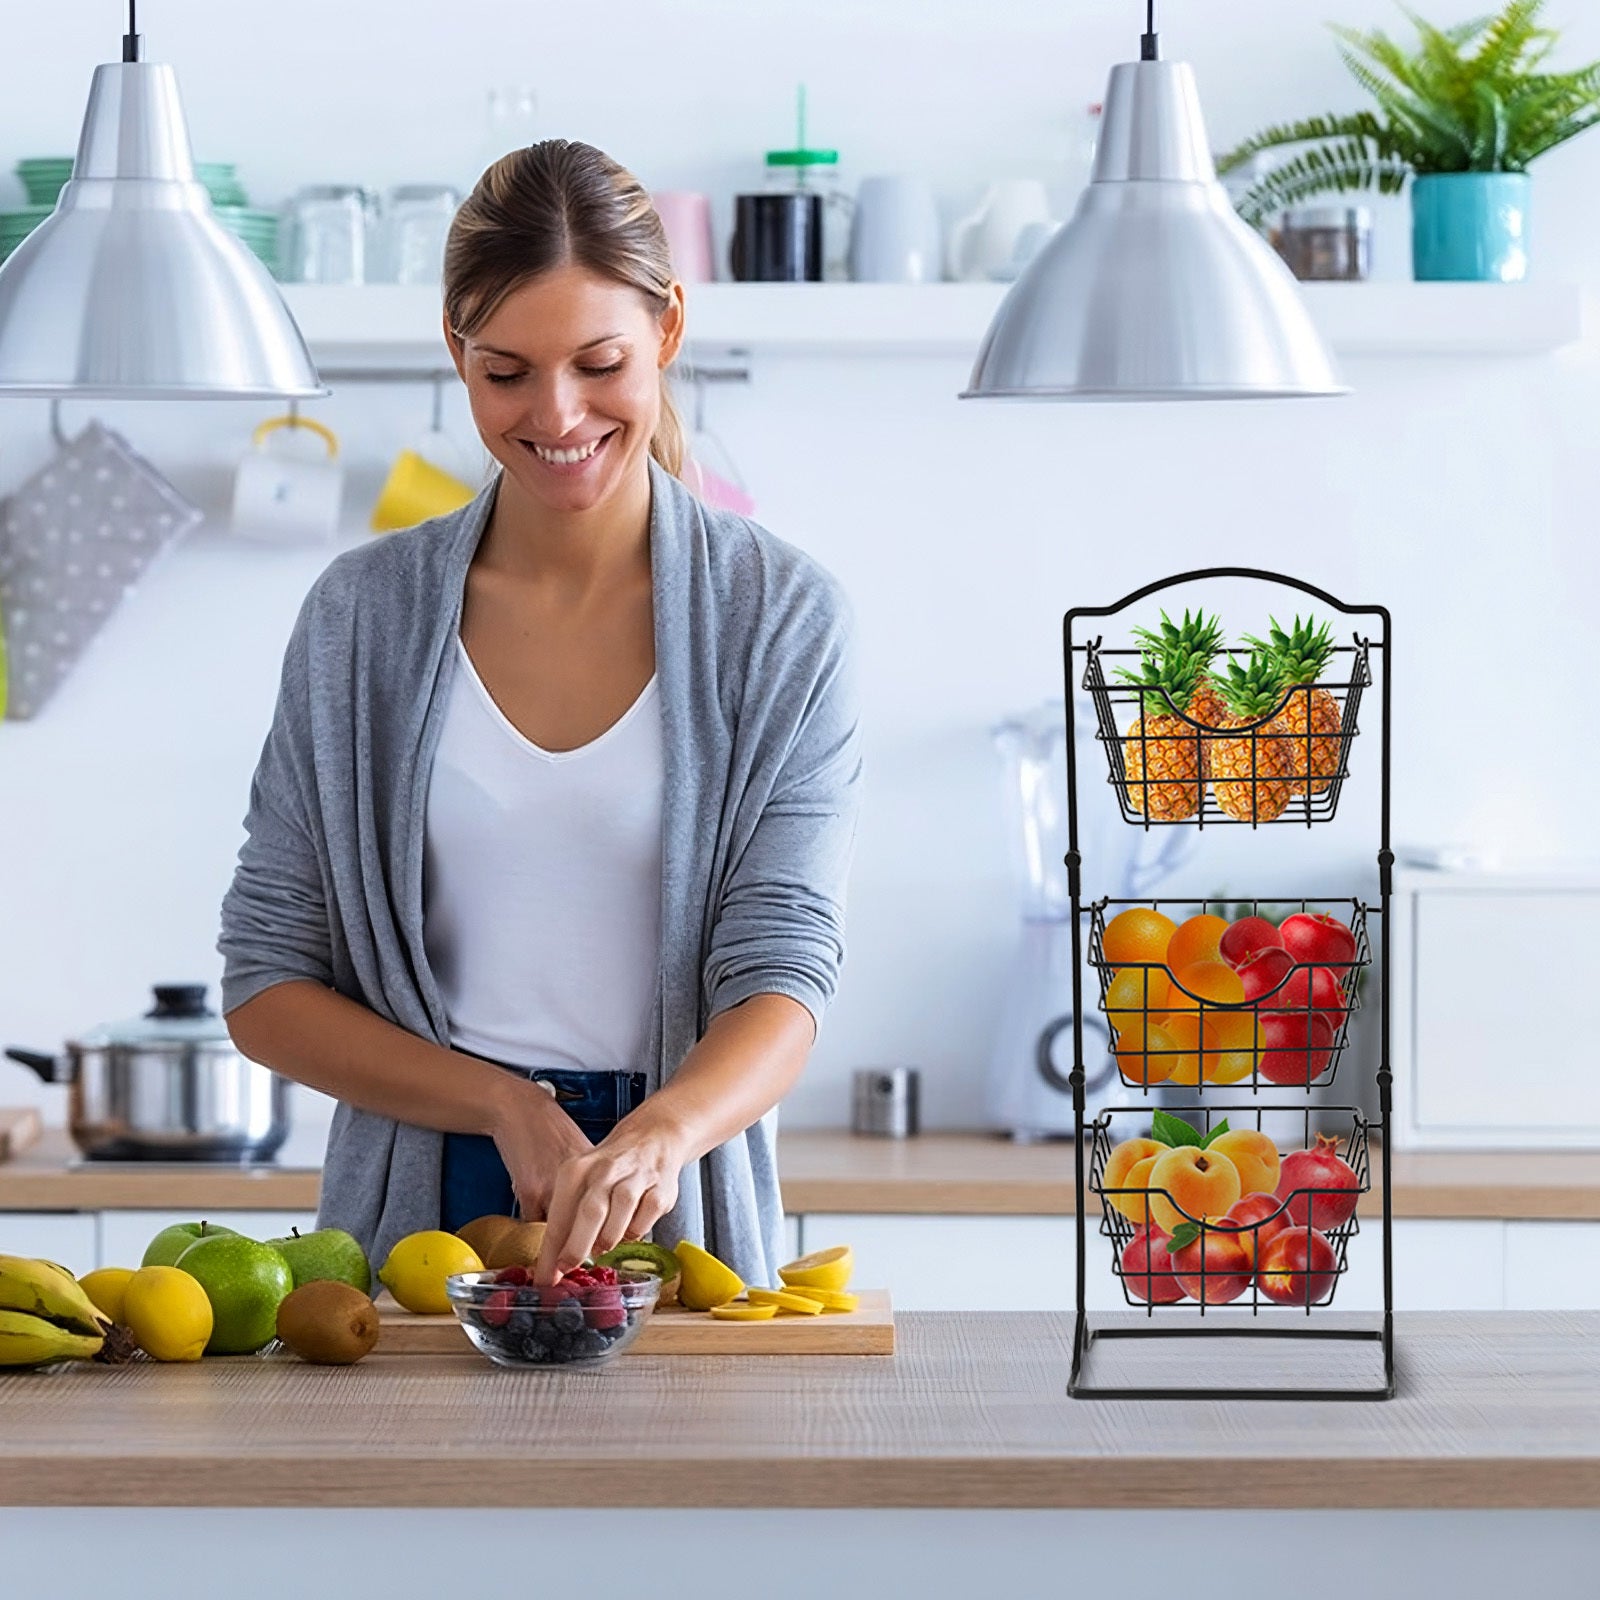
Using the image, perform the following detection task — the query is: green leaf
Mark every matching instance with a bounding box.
[1199,1118,1232,1149]
[1150,1109,1202,1149]
[1166,1222,1201,1254]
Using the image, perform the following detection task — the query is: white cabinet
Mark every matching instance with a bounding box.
[1335,1220,1505,1310]
[1504,1222,1600,1309]
[0,1212,100,1275]
[97,1209,320,1269]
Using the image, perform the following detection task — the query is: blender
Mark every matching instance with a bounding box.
[985,700,1195,1140]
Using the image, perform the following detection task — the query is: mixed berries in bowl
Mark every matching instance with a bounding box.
[446,1263,659,1369]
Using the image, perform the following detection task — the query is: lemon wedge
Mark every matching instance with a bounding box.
[777,1245,853,1293]
[675,1240,745,1311]
[745,1287,824,1315]
[709,1301,777,1321]
[788,1286,859,1313]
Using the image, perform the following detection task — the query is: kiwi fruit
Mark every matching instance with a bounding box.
[484,1219,549,1270]
[593,1241,682,1306]
[455,1214,518,1264]
[276,1280,380,1365]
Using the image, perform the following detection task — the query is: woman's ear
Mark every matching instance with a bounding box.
[658,282,687,369]
[442,313,469,384]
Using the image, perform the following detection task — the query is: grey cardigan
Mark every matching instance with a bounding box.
[218,458,861,1285]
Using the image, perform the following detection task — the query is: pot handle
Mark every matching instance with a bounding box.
[5,1048,63,1084]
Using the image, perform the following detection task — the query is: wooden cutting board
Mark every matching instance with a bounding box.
[0,1108,42,1162]
[375,1288,894,1356]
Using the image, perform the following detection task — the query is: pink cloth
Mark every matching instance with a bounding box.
[684,456,756,517]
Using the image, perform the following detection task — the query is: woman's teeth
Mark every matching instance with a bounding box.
[529,435,607,465]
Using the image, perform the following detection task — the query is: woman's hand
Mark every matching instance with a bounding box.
[531,1116,689,1285]
[489,1078,596,1222]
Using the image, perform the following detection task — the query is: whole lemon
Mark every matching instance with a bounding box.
[122,1265,214,1361]
[78,1266,137,1323]
[377,1231,482,1314]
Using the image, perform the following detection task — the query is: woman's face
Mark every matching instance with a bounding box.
[447,262,684,519]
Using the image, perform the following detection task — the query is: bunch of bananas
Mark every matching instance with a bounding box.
[0,1254,111,1367]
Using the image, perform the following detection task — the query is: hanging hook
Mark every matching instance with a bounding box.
[430,373,444,433]
[287,398,301,428]
[49,398,69,450]
[692,368,707,436]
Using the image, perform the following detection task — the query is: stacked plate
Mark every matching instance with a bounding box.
[3,159,271,270]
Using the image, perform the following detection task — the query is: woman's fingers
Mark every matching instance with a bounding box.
[623,1181,675,1247]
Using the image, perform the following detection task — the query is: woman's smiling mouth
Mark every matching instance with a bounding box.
[522,430,617,468]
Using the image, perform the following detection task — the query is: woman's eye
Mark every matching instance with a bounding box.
[484,371,523,385]
[580,361,625,377]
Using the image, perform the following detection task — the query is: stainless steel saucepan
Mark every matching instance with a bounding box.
[6,984,290,1163]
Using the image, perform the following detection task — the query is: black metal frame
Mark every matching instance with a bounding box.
[1064,568,1395,1401]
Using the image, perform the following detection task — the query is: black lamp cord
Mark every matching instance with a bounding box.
[123,0,141,62]
[1141,0,1159,61]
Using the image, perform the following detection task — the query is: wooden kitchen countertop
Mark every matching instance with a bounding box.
[1,1128,1597,1219]
[1,1311,1596,1509]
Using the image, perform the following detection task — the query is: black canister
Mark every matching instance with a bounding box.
[730,191,824,282]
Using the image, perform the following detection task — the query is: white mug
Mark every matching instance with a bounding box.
[231,415,343,544]
[949,178,1054,282]
[848,174,944,283]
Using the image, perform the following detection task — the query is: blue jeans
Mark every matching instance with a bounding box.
[440,1066,648,1232]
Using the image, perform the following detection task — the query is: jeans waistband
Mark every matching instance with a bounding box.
[482,1061,648,1124]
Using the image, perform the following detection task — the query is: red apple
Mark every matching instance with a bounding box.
[1215,1192,1292,1268]
[1169,1225,1254,1305]
[1265,964,1348,1026]
[1279,912,1357,968]
[1119,1225,1185,1304]
[1256,1227,1338,1306]
[1218,915,1285,971]
[1237,945,1295,1003]
[1258,1011,1336,1085]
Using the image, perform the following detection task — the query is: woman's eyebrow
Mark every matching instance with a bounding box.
[473,332,628,359]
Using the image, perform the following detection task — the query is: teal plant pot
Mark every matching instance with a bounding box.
[1411,172,1530,281]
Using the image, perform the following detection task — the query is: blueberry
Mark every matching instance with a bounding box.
[553,1302,584,1335]
[530,1318,559,1347]
[508,1310,535,1339]
[573,1330,609,1359]
[520,1332,547,1361]
[514,1287,541,1308]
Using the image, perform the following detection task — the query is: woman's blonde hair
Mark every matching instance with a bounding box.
[443,139,686,478]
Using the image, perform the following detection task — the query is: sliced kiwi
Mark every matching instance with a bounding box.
[593,1241,682,1305]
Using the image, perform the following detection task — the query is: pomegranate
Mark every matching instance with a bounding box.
[1278,912,1357,968]
[1238,945,1295,1003]
[1275,1134,1360,1229]
[1218,915,1284,971]
[1119,1225,1184,1304]
[1258,1011,1335,1085]
[1256,1227,1339,1306]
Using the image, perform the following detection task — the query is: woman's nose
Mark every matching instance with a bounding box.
[521,375,586,438]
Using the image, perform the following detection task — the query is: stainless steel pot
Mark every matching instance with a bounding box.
[6,984,290,1162]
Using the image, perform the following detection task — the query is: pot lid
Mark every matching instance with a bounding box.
[73,984,233,1049]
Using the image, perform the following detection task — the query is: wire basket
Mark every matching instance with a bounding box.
[1088,1104,1371,1315]
[1088,896,1372,1092]
[1081,636,1372,828]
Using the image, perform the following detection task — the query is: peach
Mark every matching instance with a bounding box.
[1256,1227,1339,1306]
[1207,1128,1281,1196]
[1214,1192,1291,1268]
[1106,1152,1161,1226]
[1170,1224,1254,1305]
[1102,1137,1163,1197]
[1119,1225,1184,1304]
[1147,1145,1242,1236]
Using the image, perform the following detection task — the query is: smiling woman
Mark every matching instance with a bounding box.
[218,140,863,1290]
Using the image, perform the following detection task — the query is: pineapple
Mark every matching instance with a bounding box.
[1245,614,1343,795]
[1112,646,1206,821]
[1210,649,1298,823]
[1132,609,1229,730]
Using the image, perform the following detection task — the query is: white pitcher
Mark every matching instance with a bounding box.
[949,178,1053,282]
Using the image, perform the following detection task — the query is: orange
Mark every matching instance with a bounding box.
[1200,1012,1262,1084]
[1112,1017,1181,1087]
[1165,960,1247,1010]
[1103,965,1174,1027]
[1165,913,1228,973]
[1158,1014,1206,1086]
[1100,907,1176,969]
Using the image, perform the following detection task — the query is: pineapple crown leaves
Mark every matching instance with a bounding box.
[1112,644,1202,720]
[1129,609,1227,673]
[1241,614,1336,687]
[1216,648,1290,723]
[1216,0,1600,230]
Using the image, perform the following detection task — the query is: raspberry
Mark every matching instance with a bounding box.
[493,1265,531,1286]
[584,1284,626,1330]
[586,1264,619,1287]
[482,1287,516,1328]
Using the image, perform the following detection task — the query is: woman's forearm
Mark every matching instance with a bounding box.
[225,979,535,1138]
[617,993,816,1166]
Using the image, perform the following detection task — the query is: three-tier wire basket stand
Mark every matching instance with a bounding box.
[1064,568,1395,1401]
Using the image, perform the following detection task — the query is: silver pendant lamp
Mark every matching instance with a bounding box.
[0,3,324,400]
[962,2,1344,401]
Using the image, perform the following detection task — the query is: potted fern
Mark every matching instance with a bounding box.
[1218,1,1600,281]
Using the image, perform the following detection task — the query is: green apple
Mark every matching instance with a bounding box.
[264,1226,371,1296]
[177,1234,294,1354]
[141,1219,239,1269]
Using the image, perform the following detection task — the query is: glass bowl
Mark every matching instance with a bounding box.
[445,1269,660,1369]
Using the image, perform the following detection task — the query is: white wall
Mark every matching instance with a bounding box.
[2,1,1598,1143]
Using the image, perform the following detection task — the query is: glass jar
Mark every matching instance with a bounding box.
[380,184,461,285]
[731,148,850,283]
[284,184,371,284]
[1273,205,1373,282]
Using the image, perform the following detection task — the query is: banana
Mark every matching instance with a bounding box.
[0,1307,104,1366]
[0,1255,110,1339]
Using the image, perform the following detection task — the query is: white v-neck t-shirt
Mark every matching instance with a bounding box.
[422,637,664,1074]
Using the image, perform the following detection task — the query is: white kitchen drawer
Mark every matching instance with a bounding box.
[0,1212,99,1275]
[1396,876,1600,1147]
[1504,1221,1600,1309]
[1334,1219,1505,1310]
[97,1209,320,1270]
